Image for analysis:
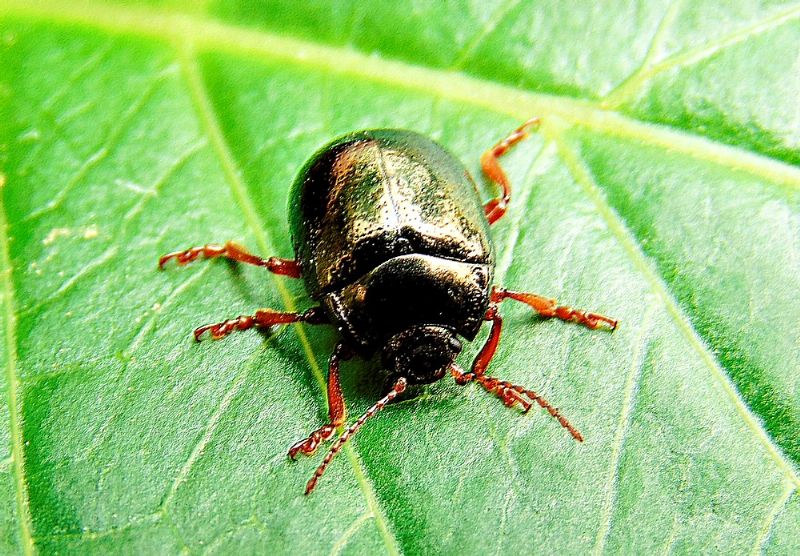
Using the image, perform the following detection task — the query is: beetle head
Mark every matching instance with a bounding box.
[382,325,462,385]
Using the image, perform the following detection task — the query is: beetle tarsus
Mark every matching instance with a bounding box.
[193,308,327,341]
[482,117,541,225]
[288,425,337,459]
[194,315,255,341]
[491,286,618,331]
[452,364,583,442]
[288,343,351,460]
[158,241,301,278]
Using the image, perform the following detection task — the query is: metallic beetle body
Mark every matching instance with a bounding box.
[159,118,618,494]
[289,130,493,381]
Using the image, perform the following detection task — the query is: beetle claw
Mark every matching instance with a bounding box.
[193,325,211,341]
[287,425,336,460]
[288,439,315,460]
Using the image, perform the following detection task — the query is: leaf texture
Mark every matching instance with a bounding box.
[0,1,798,554]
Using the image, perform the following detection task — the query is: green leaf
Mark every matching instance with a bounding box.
[1,1,798,554]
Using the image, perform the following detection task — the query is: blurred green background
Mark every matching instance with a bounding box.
[0,1,799,554]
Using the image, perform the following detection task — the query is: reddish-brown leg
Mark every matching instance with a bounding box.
[288,343,352,460]
[482,117,540,225]
[158,241,301,278]
[193,306,327,341]
[491,286,618,330]
[451,304,584,442]
[305,377,407,495]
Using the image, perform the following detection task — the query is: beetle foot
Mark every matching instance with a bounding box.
[473,373,533,413]
[451,365,583,442]
[158,244,227,269]
[193,309,322,341]
[491,287,618,331]
[194,315,256,341]
[287,424,337,460]
[158,241,302,277]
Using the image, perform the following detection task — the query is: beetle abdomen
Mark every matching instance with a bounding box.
[289,129,494,298]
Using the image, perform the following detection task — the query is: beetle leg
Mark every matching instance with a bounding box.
[304,377,407,495]
[451,305,583,442]
[288,343,352,460]
[491,286,618,331]
[158,241,301,278]
[481,117,540,225]
[471,304,502,377]
[193,307,327,341]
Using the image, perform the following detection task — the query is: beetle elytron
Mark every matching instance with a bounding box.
[159,118,617,494]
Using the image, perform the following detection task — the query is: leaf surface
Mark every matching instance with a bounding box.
[0,1,798,554]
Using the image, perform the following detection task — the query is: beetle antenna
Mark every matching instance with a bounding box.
[305,377,407,495]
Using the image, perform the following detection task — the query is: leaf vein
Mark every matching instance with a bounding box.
[40,41,113,113]
[601,0,683,103]
[0,188,35,553]
[200,515,263,556]
[593,304,658,555]
[157,359,251,514]
[122,138,208,223]
[328,511,374,556]
[493,141,550,285]
[175,40,402,556]
[20,246,118,317]
[752,482,795,555]
[603,3,800,107]
[449,0,521,71]
[545,122,800,488]
[24,67,176,222]
[31,512,162,543]
[81,267,211,461]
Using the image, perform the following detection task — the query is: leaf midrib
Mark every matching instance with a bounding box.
[3,0,800,190]
[0,190,34,553]
[175,41,400,555]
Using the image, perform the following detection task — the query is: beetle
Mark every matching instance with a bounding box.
[159,118,617,494]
